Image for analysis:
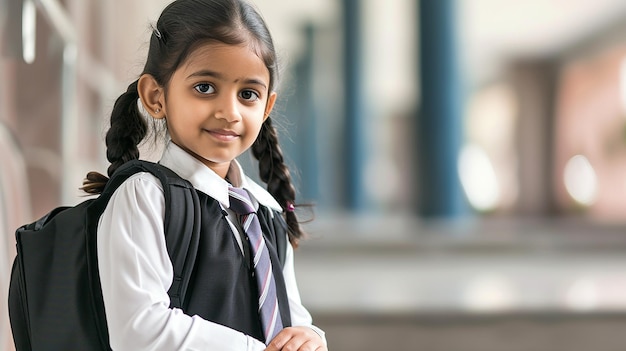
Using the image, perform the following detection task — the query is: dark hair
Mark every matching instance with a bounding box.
[83,0,305,245]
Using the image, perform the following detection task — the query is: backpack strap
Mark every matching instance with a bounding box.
[257,206,288,267]
[102,160,200,308]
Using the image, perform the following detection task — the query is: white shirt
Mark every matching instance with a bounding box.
[97,142,325,351]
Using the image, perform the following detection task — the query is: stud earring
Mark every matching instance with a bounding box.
[155,108,161,114]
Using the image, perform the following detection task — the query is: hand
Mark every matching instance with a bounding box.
[264,326,327,351]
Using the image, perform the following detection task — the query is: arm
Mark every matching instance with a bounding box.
[97,173,266,351]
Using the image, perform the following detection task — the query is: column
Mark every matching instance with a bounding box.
[416,0,466,217]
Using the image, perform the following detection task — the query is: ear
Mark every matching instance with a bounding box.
[138,74,165,119]
[264,92,277,122]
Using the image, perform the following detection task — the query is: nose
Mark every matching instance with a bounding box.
[214,94,241,122]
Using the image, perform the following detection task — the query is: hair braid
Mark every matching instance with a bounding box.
[105,80,146,175]
[82,80,147,194]
[252,118,304,246]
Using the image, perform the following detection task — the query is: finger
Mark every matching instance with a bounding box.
[296,339,323,351]
[277,333,312,351]
[272,333,310,351]
[266,329,295,350]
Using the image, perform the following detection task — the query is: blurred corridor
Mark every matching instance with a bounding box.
[4,0,626,350]
[298,215,626,350]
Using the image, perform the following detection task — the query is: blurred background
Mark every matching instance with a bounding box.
[3,0,626,350]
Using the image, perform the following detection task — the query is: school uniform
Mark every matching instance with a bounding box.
[97,141,325,351]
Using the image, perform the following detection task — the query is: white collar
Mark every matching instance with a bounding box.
[158,141,282,212]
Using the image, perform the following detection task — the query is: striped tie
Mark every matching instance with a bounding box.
[228,187,283,344]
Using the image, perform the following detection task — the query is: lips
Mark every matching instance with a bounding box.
[205,128,240,141]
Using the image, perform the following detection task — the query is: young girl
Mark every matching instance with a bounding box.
[82,0,327,350]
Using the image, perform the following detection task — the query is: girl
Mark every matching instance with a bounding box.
[82,0,327,350]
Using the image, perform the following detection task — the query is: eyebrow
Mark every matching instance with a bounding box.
[187,70,268,89]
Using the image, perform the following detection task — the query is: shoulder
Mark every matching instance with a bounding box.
[105,171,166,213]
[114,171,164,193]
[98,172,167,240]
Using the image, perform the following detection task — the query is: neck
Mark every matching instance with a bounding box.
[171,142,232,179]
[208,162,231,179]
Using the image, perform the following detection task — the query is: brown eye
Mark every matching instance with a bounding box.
[194,83,214,94]
[239,90,259,102]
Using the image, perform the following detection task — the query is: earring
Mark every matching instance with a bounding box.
[155,108,161,114]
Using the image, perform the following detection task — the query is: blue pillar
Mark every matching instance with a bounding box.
[417,0,466,217]
[342,0,366,210]
[288,24,319,203]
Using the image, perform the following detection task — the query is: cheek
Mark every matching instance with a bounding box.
[243,118,265,144]
[167,100,204,124]
[249,115,266,133]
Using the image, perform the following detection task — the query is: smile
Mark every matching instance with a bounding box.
[205,129,240,141]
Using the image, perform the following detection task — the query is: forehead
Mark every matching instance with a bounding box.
[178,41,270,83]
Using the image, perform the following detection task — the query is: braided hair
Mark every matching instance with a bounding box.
[81,80,146,193]
[83,0,306,244]
[252,118,305,246]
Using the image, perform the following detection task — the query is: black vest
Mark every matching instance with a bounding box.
[181,191,292,342]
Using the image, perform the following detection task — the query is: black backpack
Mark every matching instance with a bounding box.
[8,160,201,351]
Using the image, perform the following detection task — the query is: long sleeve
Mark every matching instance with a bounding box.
[281,241,327,345]
[97,173,266,351]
